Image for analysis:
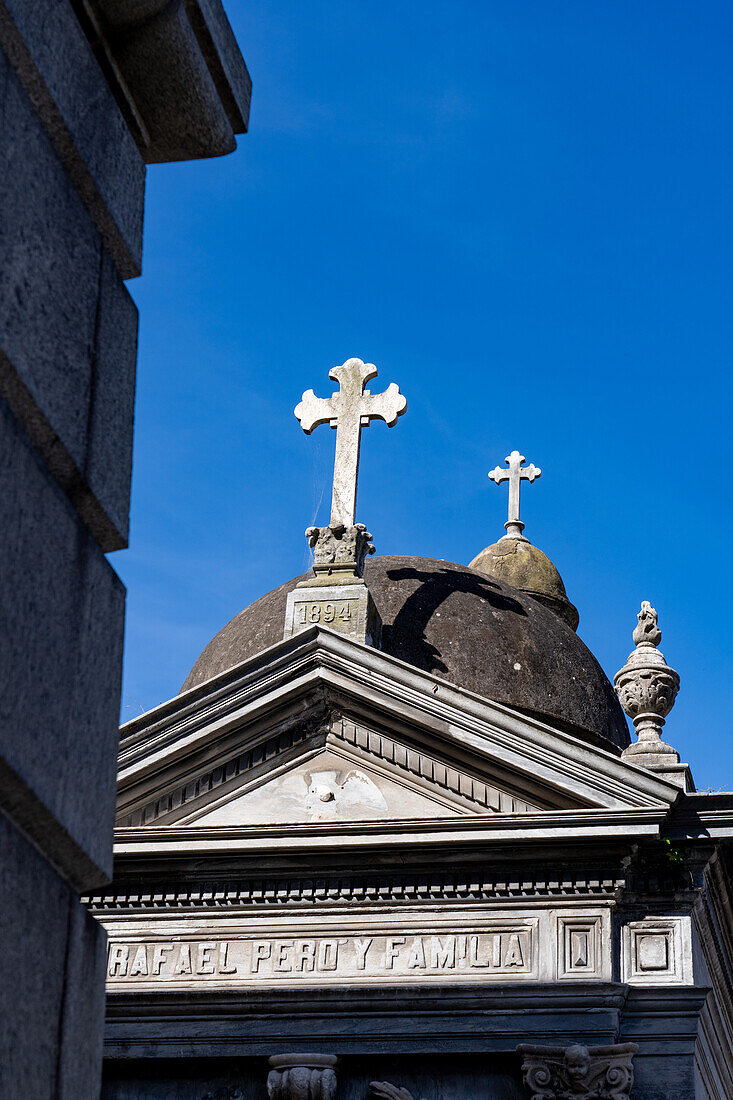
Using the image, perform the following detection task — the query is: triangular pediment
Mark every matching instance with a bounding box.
[116,628,681,840]
[184,748,465,826]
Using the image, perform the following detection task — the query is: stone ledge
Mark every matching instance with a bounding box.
[87,0,252,163]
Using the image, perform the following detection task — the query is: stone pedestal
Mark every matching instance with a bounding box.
[284,580,381,646]
[284,522,382,646]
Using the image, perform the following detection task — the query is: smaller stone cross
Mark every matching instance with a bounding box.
[295,358,407,529]
[489,450,541,539]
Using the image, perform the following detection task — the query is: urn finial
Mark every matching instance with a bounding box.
[614,602,691,789]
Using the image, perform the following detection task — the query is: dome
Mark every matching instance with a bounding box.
[182,555,629,752]
[469,537,580,631]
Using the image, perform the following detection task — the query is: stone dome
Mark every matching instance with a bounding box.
[469,537,580,631]
[182,555,629,752]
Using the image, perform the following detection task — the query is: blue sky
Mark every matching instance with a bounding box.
[113,1,733,790]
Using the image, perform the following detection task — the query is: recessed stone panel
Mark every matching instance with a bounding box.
[621,917,691,985]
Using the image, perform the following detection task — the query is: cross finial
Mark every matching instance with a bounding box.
[489,450,541,539]
[295,358,407,530]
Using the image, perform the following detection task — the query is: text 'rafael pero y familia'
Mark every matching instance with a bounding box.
[107,930,536,984]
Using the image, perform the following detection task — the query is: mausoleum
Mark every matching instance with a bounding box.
[91,359,733,1099]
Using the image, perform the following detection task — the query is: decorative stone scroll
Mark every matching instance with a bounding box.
[517,1043,637,1099]
[267,1054,338,1100]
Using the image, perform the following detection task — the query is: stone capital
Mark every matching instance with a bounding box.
[267,1054,338,1100]
[517,1042,637,1099]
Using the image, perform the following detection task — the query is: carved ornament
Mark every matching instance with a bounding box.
[518,1042,637,1099]
[268,1055,338,1100]
[614,601,680,767]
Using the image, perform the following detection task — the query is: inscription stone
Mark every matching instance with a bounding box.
[284,582,381,646]
[106,927,538,986]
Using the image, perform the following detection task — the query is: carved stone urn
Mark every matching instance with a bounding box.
[267,1054,338,1100]
[614,601,680,769]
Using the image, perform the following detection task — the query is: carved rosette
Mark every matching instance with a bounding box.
[267,1055,338,1100]
[614,601,680,763]
[305,523,375,579]
[518,1043,637,1100]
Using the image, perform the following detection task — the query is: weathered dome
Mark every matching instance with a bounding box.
[182,555,629,752]
[469,537,580,631]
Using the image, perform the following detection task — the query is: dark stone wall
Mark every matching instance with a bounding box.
[0,0,249,1094]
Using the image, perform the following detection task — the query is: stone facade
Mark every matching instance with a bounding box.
[0,1,249,1094]
[89,627,733,1099]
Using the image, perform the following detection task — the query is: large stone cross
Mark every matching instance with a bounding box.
[489,450,541,539]
[295,358,407,528]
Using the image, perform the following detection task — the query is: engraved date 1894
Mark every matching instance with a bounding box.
[296,601,354,626]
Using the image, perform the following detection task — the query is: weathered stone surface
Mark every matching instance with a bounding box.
[470,537,580,631]
[0,396,124,885]
[284,580,382,647]
[295,358,407,530]
[0,809,107,1098]
[86,249,139,544]
[0,0,145,276]
[182,556,629,750]
[91,0,252,164]
[0,48,138,548]
[615,602,683,775]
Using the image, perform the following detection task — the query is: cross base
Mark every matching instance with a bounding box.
[306,523,375,579]
[284,582,382,647]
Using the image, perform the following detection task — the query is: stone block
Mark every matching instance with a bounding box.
[0,395,124,886]
[0,809,107,1099]
[86,249,139,545]
[0,0,145,276]
[0,48,137,548]
[285,583,382,647]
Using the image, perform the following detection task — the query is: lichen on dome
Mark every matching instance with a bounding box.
[469,536,579,631]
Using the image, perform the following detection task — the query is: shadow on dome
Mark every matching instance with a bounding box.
[381,564,526,678]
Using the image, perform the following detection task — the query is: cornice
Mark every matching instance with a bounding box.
[88,866,627,913]
[112,807,670,860]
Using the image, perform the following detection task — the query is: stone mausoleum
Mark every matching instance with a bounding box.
[90,360,733,1099]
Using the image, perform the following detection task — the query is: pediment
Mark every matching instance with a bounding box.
[118,715,545,828]
[116,628,681,836]
[183,748,464,826]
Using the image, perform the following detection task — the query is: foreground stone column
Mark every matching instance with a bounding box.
[267,1054,338,1100]
[517,1043,637,1099]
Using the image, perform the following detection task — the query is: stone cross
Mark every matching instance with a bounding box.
[489,450,541,539]
[295,358,407,528]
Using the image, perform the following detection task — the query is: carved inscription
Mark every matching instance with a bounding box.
[107,929,535,985]
[295,600,354,627]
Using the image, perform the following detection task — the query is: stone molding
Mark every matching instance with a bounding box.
[518,1042,637,1099]
[267,1054,338,1100]
[621,916,692,986]
[86,872,626,913]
